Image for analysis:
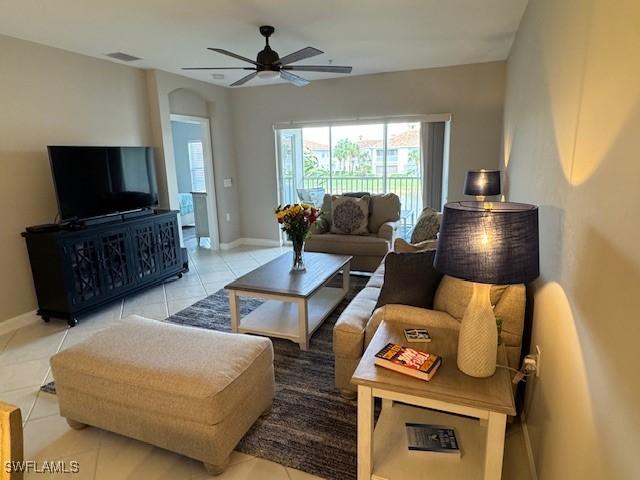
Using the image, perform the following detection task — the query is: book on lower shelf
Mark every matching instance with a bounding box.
[406,423,461,457]
[374,343,442,381]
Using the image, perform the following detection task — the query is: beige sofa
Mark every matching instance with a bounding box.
[305,193,401,272]
[333,261,526,397]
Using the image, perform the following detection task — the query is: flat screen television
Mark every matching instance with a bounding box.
[48,146,159,221]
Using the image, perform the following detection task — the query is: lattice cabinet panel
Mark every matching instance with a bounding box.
[63,236,104,307]
[99,230,134,294]
[156,218,180,270]
[132,222,160,281]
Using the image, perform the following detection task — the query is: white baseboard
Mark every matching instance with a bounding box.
[520,412,538,480]
[0,309,41,335]
[241,237,281,247]
[219,238,244,250]
[219,238,281,250]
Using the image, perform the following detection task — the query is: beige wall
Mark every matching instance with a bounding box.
[145,71,241,243]
[231,62,506,240]
[503,0,640,478]
[0,34,152,322]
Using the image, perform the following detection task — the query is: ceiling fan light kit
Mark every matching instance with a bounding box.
[183,25,353,87]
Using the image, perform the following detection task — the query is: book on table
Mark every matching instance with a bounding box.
[406,423,461,456]
[403,328,431,343]
[374,343,442,381]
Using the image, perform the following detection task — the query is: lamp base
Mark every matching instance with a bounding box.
[457,282,497,378]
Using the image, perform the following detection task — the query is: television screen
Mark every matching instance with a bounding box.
[48,146,159,221]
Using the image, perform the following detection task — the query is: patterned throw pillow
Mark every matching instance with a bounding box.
[410,207,441,243]
[330,195,370,235]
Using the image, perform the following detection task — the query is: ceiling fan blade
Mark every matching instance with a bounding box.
[283,65,352,74]
[230,71,259,87]
[182,67,256,70]
[280,70,310,87]
[278,47,323,66]
[208,48,261,66]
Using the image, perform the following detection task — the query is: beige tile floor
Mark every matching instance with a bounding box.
[0,239,532,480]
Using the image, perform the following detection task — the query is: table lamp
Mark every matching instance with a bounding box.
[464,170,501,200]
[434,201,539,377]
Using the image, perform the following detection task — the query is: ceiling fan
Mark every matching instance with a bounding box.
[183,25,352,87]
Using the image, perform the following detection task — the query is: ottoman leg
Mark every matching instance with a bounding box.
[203,456,230,476]
[66,418,87,430]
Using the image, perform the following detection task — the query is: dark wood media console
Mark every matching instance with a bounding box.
[23,210,187,326]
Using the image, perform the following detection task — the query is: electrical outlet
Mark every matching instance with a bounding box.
[226,213,231,222]
[535,345,541,377]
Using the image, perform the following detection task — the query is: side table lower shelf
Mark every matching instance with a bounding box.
[371,402,489,480]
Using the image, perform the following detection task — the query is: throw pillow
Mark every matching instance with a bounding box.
[394,237,438,253]
[368,193,401,233]
[330,195,370,235]
[410,207,441,243]
[375,250,444,310]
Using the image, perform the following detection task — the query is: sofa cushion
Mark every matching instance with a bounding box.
[50,316,273,426]
[368,193,401,232]
[376,251,443,310]
[411,207,441,243]
[365,304,461,349]
[434,276,510,320]
[330,195,370,235]
[305,233,390,257]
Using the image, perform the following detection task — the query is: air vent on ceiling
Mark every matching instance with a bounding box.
[105,52,142,62]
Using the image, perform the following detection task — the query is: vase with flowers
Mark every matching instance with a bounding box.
[275,203,319,272]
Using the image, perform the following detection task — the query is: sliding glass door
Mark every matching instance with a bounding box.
[277,121,428,236]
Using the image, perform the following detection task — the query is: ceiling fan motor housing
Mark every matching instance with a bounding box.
[257,46,280,70]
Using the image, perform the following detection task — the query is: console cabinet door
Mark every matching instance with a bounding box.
[61,234,105,309]
[130,220,162,282]
[97,228,135,297]
[155,216,181,272]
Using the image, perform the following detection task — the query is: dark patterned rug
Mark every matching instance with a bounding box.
[42,274,368,480]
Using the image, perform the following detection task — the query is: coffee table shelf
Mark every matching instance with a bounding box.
[236,286,346,343]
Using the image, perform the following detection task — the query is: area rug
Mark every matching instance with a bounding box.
[42,275,368,480]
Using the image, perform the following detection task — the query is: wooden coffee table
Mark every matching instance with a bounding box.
[352,321,516,480]
[225,252,352,350]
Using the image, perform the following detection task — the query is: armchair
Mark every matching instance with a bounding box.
[305,193,401,272]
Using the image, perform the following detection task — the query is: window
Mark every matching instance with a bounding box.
[277,120,441,236]
[188,141,206,192]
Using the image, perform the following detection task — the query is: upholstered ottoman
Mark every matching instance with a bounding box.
[50,315,274,475]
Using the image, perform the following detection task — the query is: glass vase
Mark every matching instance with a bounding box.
[291,236,306,272]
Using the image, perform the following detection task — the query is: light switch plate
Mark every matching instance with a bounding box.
[223,178,233,188]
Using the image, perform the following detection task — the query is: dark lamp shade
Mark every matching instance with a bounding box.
[434,201,539,285]
[464,170,501,196]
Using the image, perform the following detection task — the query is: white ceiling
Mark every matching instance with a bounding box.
[0,0,528,88]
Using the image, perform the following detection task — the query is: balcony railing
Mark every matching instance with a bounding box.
[281,175,423,234]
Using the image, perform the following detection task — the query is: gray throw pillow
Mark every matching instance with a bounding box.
[375,250,443,310]
[330,195,370,235]
[411,207,441,243]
